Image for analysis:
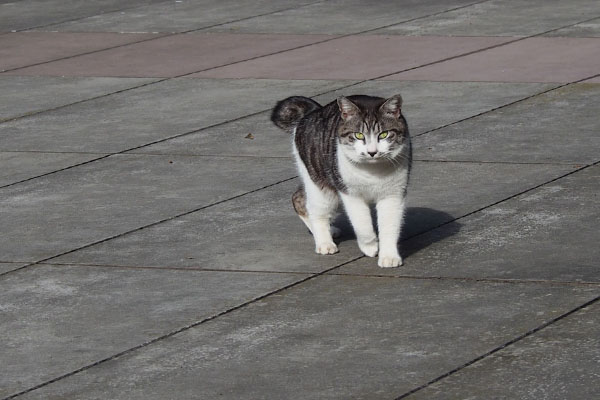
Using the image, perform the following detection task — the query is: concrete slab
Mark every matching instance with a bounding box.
[0,154,295,262]
[0,0,167,32]
[44,0,318,33]
[0,152,103,187]
[374,0,600,37]
[133,81,555,158]
[191,35,512,80]
[4,33,335,77]
[52,162,574,272]
[0,264,303,398]
[0,78,351,153]
[0,32,160,72]
[338,165,600,283]
[16,275,598,399]
[545,19,600,37]
[413,83,600,164]
[204,0,476,35]
[386,37,600,83]
[0,262,27,274]
[0,76,157,121]
[406,301,600,400]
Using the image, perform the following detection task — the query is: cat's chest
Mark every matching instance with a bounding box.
[338,159,406,201]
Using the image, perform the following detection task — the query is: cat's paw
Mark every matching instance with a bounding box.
[378,254,403,268]
[330,225,342,239]
[315,241,339,255]
[358,239,378,258]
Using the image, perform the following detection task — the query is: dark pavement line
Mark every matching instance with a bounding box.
[0,1,491,122]
[4,160,599,398]
[394,295,600,400]
[1,0,329,75]
[37,262,316,276]
[327,272,600,287]
[1,254,364,400]
[8,1,175,33]
[0,175,298,278]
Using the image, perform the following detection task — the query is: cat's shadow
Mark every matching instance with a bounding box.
[333,207,461,258]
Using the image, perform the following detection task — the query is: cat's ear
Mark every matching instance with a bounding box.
[337,96,360,121]
[380,94,403,118]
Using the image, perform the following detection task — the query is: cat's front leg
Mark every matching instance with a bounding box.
[376,196,406,267]
[340,192,378,257]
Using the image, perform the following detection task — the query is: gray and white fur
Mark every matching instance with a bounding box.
[271,94,411,267]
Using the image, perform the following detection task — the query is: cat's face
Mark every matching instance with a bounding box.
[337,95,408,163]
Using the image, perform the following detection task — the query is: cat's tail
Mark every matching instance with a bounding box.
[270,96,322,133]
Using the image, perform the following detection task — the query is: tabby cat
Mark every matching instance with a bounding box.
[271,94,411,267]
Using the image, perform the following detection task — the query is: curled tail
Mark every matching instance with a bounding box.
[270,96,321,133]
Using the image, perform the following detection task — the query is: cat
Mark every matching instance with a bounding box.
[271,94,411,267]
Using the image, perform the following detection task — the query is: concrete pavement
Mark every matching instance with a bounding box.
[1,0,599,399]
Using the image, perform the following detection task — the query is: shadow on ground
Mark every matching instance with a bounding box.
[333,206,461,258]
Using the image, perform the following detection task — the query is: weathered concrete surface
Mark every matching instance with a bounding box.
[204,0,476,35]
[413,83,600,164]
[338,165,600,283]
[0,154,294,262]
[386,37,600,83]
[0,262,27,275]
[132,81,556,158]
[0,0,167,32]
[4,33,336,78]
[0,152,102,187]
[0,32,161,72]
[545,18,600,37]
[51,162,573,272]
[405,301,600,400]
[42,0,319,33]
[1,0,599,398]
[15,275,598,400]
[0,76,157,121]
[0,79,351,153]
[191,35,512,80]
[0,264,303,398]
[375,0,600,37]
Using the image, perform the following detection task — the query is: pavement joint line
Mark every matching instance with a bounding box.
[398,160,600,249]
[326,272,600,287]
[412,159,585,166]
[2,148,598,279]
[26,0,330,34]
[35,262,316,276]
[35,261,600,287]
[8,1,186,33]
[4,162,599,397]
[2,6,597,127]
[0,0,493,122]
[1,254,364,400]
[1,5,594,189]
[0,153,114,190]
[0,175,299,279]
[0,0,330,75]
[411,72,600,139]
[393,294,600,400]
[4,159,597,276]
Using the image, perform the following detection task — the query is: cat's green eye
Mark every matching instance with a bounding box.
[378,131,389,139]
[355,132,365,140]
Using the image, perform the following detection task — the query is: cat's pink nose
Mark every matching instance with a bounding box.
[368,151,377,157]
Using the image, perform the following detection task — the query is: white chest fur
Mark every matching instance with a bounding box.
[337,149,408,203]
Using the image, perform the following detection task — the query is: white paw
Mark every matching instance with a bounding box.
[330,225,342,239]
[315,242,339,255]
[358,239,378,258]
[378,254,403,268]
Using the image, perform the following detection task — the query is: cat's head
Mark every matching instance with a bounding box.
[336,94,408,163]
